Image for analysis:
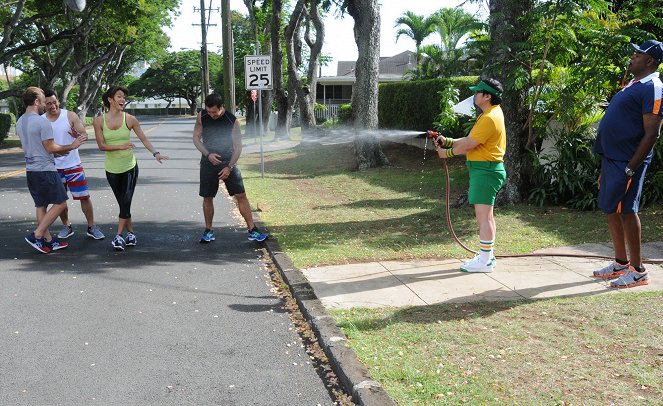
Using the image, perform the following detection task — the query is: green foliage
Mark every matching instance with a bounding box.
[378,76,478,131]
[432,85,460,135]
[338,103,353,125]
[0,113,13,143]
[642,140,663,207]
[528,125,601,210]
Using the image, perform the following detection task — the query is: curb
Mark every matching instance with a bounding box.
[261,234,397,406]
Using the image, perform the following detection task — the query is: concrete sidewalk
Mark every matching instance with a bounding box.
[302,242,663,309]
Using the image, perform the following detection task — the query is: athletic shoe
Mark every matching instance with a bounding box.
[25,232,51,254]
[125,232,137,246]
[460,255,494,273]
[248,228,268,242]
[610,267,650,289]
[86,225,105,240]
[593,261,629,278]
[57,224,74,239]
[200,229,215,243]
[112,234,126,251]
[48,237,68,251]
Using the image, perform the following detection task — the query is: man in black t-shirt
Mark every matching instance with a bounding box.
[193,93,268,243]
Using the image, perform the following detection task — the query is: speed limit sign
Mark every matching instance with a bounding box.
[244,55,272,90]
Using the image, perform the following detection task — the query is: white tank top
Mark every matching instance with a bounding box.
[45,108,81,170]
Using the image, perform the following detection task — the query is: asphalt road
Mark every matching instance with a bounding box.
[0,116,334,405]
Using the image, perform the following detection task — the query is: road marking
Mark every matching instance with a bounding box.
[0,169,26,180]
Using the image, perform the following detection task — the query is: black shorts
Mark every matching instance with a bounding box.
[26,171,68,207]
[199,158,245,197]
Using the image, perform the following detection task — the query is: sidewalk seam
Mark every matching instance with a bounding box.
[258,220,397,406]
[380,262,431,306]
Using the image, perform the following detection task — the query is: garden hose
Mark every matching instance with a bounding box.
[438,156,663,264]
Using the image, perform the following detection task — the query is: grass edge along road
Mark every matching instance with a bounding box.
[240,140,662,405]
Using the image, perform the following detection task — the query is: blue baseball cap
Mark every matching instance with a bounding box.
[632,39,663,63]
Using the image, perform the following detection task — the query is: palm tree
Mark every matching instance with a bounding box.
[394,11,438,63]
[435,7,482,53]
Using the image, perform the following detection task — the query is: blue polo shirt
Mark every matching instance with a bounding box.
[594,72,663,165]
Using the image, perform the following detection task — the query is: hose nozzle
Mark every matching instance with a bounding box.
[427,130,439,138]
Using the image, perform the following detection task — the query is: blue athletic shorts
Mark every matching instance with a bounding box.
[26,171,68,207]
[598,157,648,214]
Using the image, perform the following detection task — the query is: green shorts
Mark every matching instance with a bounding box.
[466,161,506,205]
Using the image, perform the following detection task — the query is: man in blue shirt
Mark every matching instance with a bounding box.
[592,39,663,288]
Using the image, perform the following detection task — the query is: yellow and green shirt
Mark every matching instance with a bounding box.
[467,105,506,162]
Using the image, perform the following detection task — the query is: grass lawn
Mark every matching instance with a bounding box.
[240,137,663,405]
[331,293,663,405]
[240,139,663,268]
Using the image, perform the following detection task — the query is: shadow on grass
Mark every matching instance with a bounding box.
[333,288,615,332]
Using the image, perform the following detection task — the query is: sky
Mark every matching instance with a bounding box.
[164,0,485,76]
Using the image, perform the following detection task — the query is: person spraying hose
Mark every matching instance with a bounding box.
[434,78,507,273]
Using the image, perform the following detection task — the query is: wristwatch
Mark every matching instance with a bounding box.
[625,167,635,177]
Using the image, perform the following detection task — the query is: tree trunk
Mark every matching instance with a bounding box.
[296,0,324,134]
[271,0,291,139]
[284,0,306,135]
[485,0,534,204]
[347,0,389,170]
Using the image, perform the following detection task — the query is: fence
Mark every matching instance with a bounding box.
[315,104,341,121]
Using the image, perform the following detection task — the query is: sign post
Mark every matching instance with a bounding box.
[244,55,272,178]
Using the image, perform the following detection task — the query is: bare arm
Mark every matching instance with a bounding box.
[436,135,480,158]
[127,114,168,162]
[192,112,211,158]
[42,136,86,155]
[627,113,662,171]
[93,115,134,152]
[67,111,87,137]
[218,119,242,180]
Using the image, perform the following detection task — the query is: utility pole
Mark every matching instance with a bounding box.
[193,1,218,106]
[221,0,236,114]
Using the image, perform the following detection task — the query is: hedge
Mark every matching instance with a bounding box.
[0,112,14,144]
[378,76,478,131]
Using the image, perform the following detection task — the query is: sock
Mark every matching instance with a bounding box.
[479,240,494,262]
[204,228,211,233]
[615,258,629,266]
[634,265,646,273]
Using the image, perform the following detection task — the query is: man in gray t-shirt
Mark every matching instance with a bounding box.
[17,87,86,254]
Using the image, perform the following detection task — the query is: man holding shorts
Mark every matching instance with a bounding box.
[592,39,663,288]
[435,78,507,273]
[193,93,268,243]
[43,89,105,240]
[17,87,87,253]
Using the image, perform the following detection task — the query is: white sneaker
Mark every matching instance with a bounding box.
[460,255,495,273]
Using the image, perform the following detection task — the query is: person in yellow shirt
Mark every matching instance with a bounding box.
[435,78,507,273]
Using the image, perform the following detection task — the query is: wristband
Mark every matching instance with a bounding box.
[153,151,160,157]
[446,148,455,158]
[437,137,455,149]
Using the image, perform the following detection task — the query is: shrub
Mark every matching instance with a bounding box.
[338,103,352,125]
[0,112,13,143]
[528,124,601,210]
[378,76,478,131]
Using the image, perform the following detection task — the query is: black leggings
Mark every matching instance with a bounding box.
[106,164,138,219]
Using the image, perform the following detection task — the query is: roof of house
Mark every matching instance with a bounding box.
[334,50,416,78]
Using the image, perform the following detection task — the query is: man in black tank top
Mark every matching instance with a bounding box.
[193,93,268,243]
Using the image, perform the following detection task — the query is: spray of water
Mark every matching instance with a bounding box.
[300,128,426,146]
